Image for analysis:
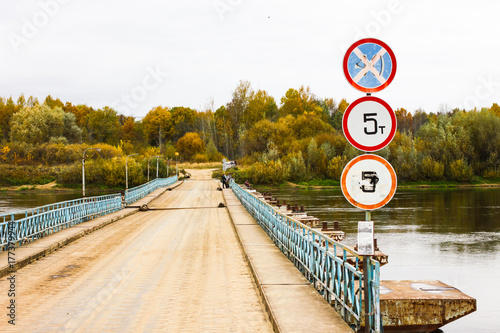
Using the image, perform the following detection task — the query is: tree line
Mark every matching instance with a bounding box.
[0,81,499,186]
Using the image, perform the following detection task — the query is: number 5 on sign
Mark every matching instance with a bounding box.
[342,96,397,152]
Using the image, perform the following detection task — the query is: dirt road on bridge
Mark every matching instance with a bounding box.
[0,169,273,332]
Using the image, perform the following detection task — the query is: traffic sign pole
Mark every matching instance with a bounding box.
[342,38,397,333]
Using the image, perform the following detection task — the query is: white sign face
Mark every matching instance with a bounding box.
[341,154,397,210]
[342,96,396,152]
[357,221,374,255]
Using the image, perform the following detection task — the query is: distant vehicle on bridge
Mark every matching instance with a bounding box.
[222,160,237,171]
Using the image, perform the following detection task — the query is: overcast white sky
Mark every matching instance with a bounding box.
[1,0,499,118]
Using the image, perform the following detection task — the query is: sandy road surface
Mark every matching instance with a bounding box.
[0,169,272,332]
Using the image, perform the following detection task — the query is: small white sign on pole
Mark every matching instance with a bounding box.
[357,221,374,255]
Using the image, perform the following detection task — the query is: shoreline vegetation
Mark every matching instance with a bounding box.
[1,83,499,194]
[1,163,499,194]
[2,177,500,194]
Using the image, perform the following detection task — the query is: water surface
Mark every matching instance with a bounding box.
[267,187,500,333]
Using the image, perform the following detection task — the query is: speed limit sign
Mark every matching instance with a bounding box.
[342,96,397,152]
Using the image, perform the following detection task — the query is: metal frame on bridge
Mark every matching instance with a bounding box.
[230,180,382,332]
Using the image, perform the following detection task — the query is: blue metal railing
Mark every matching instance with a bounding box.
[0,194,122,251]
[124,175,178,205]
[0,175,179,252]
[230,180,382,332]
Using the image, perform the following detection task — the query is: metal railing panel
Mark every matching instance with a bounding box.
[230,180,381,332]
[0,194,122,251]
[1,175,178,252]
[124,175,178,205]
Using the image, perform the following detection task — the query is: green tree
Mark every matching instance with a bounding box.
[86,107,121,145]
[411,109,429,135]
[10,104,82,144]
[465,109,500,174]
[225,80,252,158]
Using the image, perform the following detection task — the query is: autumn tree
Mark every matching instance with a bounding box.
[44,95,64,109]
[214,105,233,158]
[142,106,174,148]
[170,106,197,141]
[240,119,292,156]
[176,132,205,160]
[243,90,278,127]
[395,108,412,134]
[120,115,136,142]
[289,112,334,139]
[279,86,323,118]
[0,97,20,141]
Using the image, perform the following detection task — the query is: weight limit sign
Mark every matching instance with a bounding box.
[341,154,397,211]
[342,96,396,152]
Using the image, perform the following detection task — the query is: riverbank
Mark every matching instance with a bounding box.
[251,179,500,191]
[0,181,122,195]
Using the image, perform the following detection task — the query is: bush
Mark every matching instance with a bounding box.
[193,153,209,163]
[56,163,81,185]
[246,160,286,184]
[449,159,474,182]
[327,156,347,179]
[483,167,500,179]
[419,156,444,180]
[0,164,57,186]
[282,152,308,181]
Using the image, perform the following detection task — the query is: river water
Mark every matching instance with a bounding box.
[266,187,500,333]
[0,192,84,215]
[1,188,499,331]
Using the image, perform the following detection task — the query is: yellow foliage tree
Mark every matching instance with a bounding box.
[176,132,205,161]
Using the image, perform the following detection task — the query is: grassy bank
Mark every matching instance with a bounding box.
[211,166,500,190]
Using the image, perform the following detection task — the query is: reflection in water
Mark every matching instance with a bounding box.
[266,187,500,332]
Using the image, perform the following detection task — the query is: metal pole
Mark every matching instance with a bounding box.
[156,156,159,178]
[175,153,178,176]
[167,159,169,177]
[126,153,138,192]
[148,157,150,182]
[364,209,372,333]
[82,158,85,197]
[82,147,101,198]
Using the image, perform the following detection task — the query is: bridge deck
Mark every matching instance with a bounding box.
[0,169,352,332]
